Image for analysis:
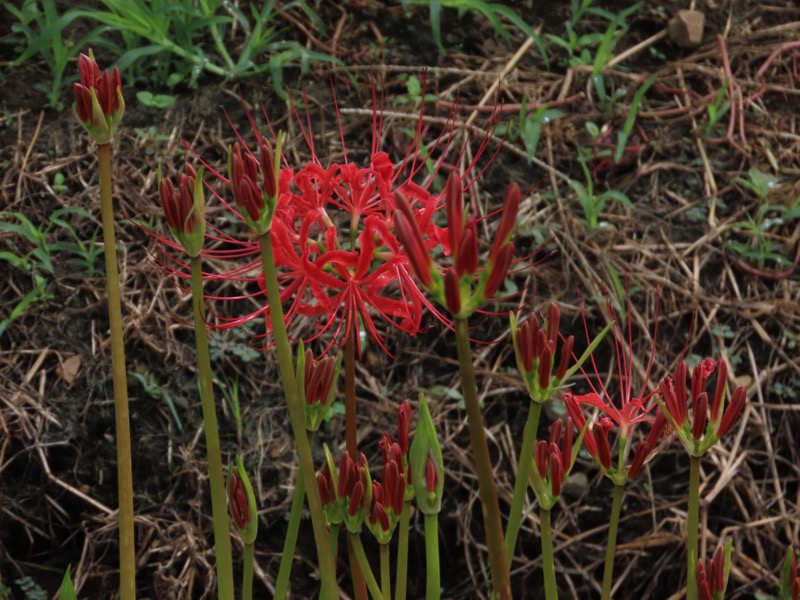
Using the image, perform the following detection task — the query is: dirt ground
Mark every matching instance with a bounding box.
[1,1,799,598]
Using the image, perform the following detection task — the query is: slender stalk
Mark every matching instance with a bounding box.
[601,484,625,600]
[273,474,306,600]
[539,508,558,600]
[257,234,338,599]
[454,317,511,599]
[344,328,368,600]
[505,400,543,562]
[424,513,441,600]
[380,543,391,600]
[97,143,136,600]
[350,533,385,600]
[242,543,254,600]
[687,455,702,600]
[189,256,235,600]
[394,501,411,600]
[329,524,340,559]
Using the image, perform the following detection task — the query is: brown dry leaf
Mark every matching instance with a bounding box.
[59,355,82,387]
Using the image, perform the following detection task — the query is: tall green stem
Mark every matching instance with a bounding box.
[257,234,337,599]
[424,513,441,600]
[687,455,701,600]
[394,501,411,600]
[350,533,384,600]
[454,317,511,600]
[189,256,234,600]
[380,543,391,600]
[601,484,625,600]
[345,329,368,600]
[539,508,558,600]
[242,543,254,600]
[505,400,543,562]
[97,143,136,600]
[273,472,306,600]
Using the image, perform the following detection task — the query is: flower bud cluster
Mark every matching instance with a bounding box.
[695,540,732,600]
[511,303,575,403]
[395,172,520,318]
[158,162,206,258]
[73,50,124,145]
[529,417,578,509]
[658,358,747,457]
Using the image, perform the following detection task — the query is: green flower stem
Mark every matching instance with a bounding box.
[242,543,254,600]
[424,513,441,600]
[505,399,543,562]
[380,543,391,600]
[350,533,384,600]
[257,234,338,600]
[273,472,306,600]
[454,317,512,600]
[687,455,701,600]
[394,501,411,600]
[329,524,340,559]
[601,484,625,600]
[345,328,368,600]
[97,143,136,600]
[539,507,558,600]
[189,255,235,600]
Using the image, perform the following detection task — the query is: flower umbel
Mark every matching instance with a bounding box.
[695,540,732,600]
[657,357,747,456]
[73,49,124,145]
[158,163,207,258]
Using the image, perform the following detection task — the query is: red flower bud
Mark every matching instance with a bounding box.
[547,303,560,346]
[490,182,520,259]
[556,335,574,380]
[444,267,461,315]
[538,341,553,390]
[711,359,728,422]
[483,241,514,299]
[394,191,434,288]
[445,172,463,256]
[692,392,708,440]
[717,386,746,438]
[229,470,249,530]
[593,424,612,470]
[628,442,650,479]
[549,451,564,497]
[535,440,548,479]
[455,217,478,276]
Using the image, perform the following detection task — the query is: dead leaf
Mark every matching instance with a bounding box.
[59,355,82,387]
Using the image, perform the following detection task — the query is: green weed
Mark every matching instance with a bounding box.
[5,0,342,108]
[568,155,633,232]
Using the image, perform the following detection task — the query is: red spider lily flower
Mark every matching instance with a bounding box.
[695,540,732,600]
[657,357,747,457]
[565,287,667,485]
[149,76,502,355]
[529,417,579,509]
[227,456,258,544]
[73,50,124,145]
[158,162,206,258]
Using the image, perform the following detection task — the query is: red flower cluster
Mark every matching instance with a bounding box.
[153,83,502,355]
